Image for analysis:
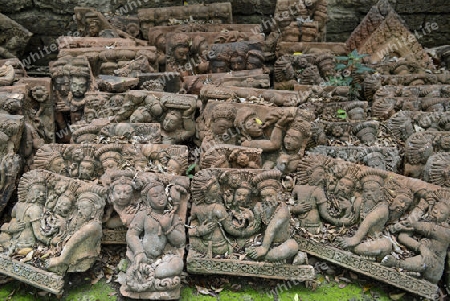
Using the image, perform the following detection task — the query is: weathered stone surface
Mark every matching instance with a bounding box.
[199,85,303,107]
[0,12,33,58]
[187,169,315,281]
[183,69,270,94]
[57,37,137,49]
[0,169,107,294]
[57,46,158,77]
[110,172,189,298]
[198,101,314,174]
[290,154,444,299]
[0,113,24,216]
[71,122,161,144]
[275,42,348,58]
[404,131,450,179]
[385,111,450,143]
[97,75,139,92]
[81,91,197,144]
[30,143,189,181]
[309,145,401,173]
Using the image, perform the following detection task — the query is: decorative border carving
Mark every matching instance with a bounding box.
[296,238,438,299]
[0,255,65,295]
[187,255,315,281]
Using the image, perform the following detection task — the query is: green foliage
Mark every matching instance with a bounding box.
[324,50,374,99]
[336,109,348,120]
[186,163,197,179]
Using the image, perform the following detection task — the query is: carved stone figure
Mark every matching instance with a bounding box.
[382,189,450,284]
[0,170,106,294]
[120,175,188,299]
[187,169,314,281]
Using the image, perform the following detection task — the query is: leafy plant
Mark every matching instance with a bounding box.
[186,163,197,179]
[324,50,374,99]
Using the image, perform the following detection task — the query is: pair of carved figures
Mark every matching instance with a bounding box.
[199,103,313,174]
[165,33,265,76]
[293,155,450,285]
[82,92,196,144]
[108,171,189,298]
[0,170,106,275]
[189,169,300,264]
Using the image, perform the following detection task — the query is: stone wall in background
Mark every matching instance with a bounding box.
[1,0,449,64]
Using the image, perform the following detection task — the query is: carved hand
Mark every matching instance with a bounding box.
[135,252,148,265]
[7,221,25,233]
[294,201,312,213]
[276,114,294,127]
[246,246,268,260]
[336,236,359,249]
[196,221,215,236]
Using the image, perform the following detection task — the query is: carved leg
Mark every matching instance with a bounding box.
[354,237,392,259]
[265,239,298,262]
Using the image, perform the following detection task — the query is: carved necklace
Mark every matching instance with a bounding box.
[148,208,167,235]
[261,203,281,225]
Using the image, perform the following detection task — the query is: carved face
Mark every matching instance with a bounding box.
[146,185,167,211]
[31,86,49,102]
[230,55,246,71]
[233,188,251,207]
[70,76,88,98]
[50,157,67,175]
[84,111,96,123]
[261,187,278,206]
[54,181,68,195]
[167,159,181,175]
[244,116,263,138]
[102,158,119,170]
[88,20,100,37]
[111,184,133,208]
[310,167,325,186]
[284,129,303,152]
[28,183,46,204]
[236,153,249,167]
[430,201,450,223]
[362,181,382,203]
[117,101,135,120]
[115,124,135,139]
[211,60,229,73]
[78,160,96,180]
[72,148,84,162]
[335,178,354,198]
[54,196,72,217]
[246,56,263,70]
[211,118,233,136]
[174,45,189,63]
[156,35,166,52]
[205,181,221,204]
[162,111,182,132]
[389,193,411,217]
[3,98,21,113]
[77,199,94,221]
[348,107,365,120]
[367,154,386,170]
[440,136,450,150]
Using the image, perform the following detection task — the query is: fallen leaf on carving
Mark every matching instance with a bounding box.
[17,248,33,256]
[214,287,224,293]
[389,292,405,300]
[37,291,49,297]
[196,285,210,295]
[349,272,358,280]
[20,250,33,263]
[363,285,372,293]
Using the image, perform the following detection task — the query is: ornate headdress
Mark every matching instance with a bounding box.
[252,170,282,192]
[94,145,122,163]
